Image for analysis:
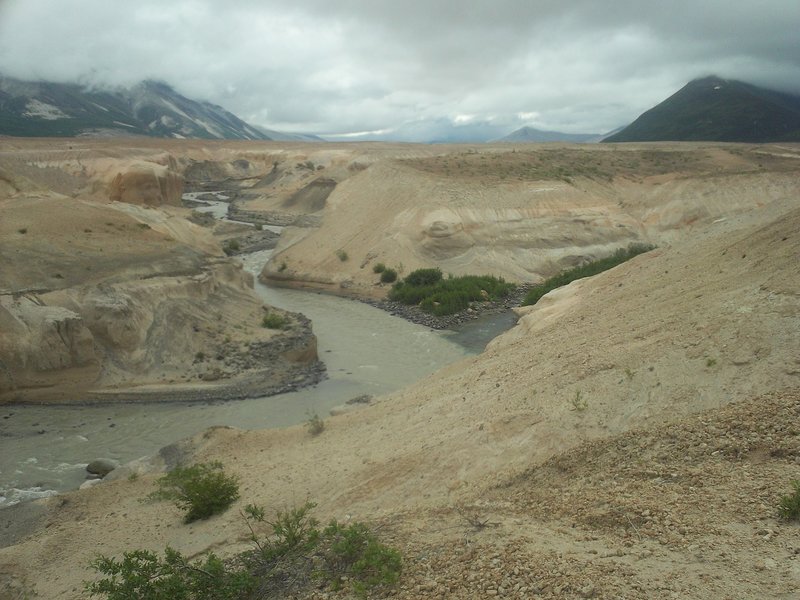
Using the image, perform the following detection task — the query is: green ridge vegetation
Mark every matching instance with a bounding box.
[389,267,515,316]
[523,243,655,306]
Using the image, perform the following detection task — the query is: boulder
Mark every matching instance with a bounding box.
[86,458,120,477]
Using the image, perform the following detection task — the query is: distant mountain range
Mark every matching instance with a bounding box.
[604,76,800,143]
[5,73,797,144]
[493,126,605,143]
[0,76,320,141]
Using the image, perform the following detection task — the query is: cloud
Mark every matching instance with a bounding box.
[1,0,798,138]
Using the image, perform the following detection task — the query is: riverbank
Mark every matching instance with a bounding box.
[363,283,534,330]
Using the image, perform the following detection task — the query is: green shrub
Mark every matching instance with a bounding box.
[404,267,443,287]
[262,313,288,329]
[254,223,263,231]
[523,243,655,306]
[222,239,240,256]
[148,462,240,523]
[243,502,401,596]
[305,412,325,436]
[17,227,27,234]
[335,249,348,262]
[380,268,398,283]
[88,502,402,599]
[779,480,800,521]
[372,262,386,274]
[389,271,515,316]
[85,547,253,600]
[322,521,402,593]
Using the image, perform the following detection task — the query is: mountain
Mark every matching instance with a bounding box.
[493,126,602,143]
[0,76,270,140]
[603,76,800,143]
[255,126,325,142]
[322,117,512,143]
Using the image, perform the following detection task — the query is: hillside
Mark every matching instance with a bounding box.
[0,154,798,597]
[0,138,323,403]
[604,76,800,143]
[0,76,269,140]
[257,142,800,298]
[0,141,800,600]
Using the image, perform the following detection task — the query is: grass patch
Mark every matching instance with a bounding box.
[523,243,655,306]
[389,268,515,316]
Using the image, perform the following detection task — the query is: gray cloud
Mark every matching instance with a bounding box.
[1,0,798,138]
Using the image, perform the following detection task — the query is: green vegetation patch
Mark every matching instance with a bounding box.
[148,461,240,523]
[389,268,515,316]
[262,312,289,330]
[779,480,800,522]
[523,243,654,306]
[86,501,401,599]
[380,268,398,283]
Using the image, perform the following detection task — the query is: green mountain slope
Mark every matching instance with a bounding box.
[604,76,800,143]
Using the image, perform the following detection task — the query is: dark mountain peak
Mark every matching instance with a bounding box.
[603,76,800,143]
[0,74,272,140]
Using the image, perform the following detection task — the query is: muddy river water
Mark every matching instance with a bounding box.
[0,198,517,508]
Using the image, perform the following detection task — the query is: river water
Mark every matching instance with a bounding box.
[0,195,517,508]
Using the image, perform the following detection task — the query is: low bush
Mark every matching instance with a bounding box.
[322,521,402,593]
[262,313,289,329]
[148,462,240,523]
[87,502,402,599]
[242,502,401,596]
[404,267,443,287]
[372,262,386,273]
[779,480,800,521]
[335,249,348,262]
[86,547,254,600]
[222,239,240,256]
[523,243,655,306]
[305,412,325,436]
[380,267,398,283]
[389,269,515,316]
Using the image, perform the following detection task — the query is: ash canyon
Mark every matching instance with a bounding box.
[1,135,799,598]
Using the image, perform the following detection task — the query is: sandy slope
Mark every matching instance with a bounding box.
[1,170,797,598]
[260,143,800,300]
[0,139,321,403]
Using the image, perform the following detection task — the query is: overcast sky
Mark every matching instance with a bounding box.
[1,0,799,139]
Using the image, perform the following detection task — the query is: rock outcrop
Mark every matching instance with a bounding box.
[0,139,324,403]
[108,155,183,206]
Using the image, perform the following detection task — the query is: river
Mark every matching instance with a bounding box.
[0,194,517,507]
